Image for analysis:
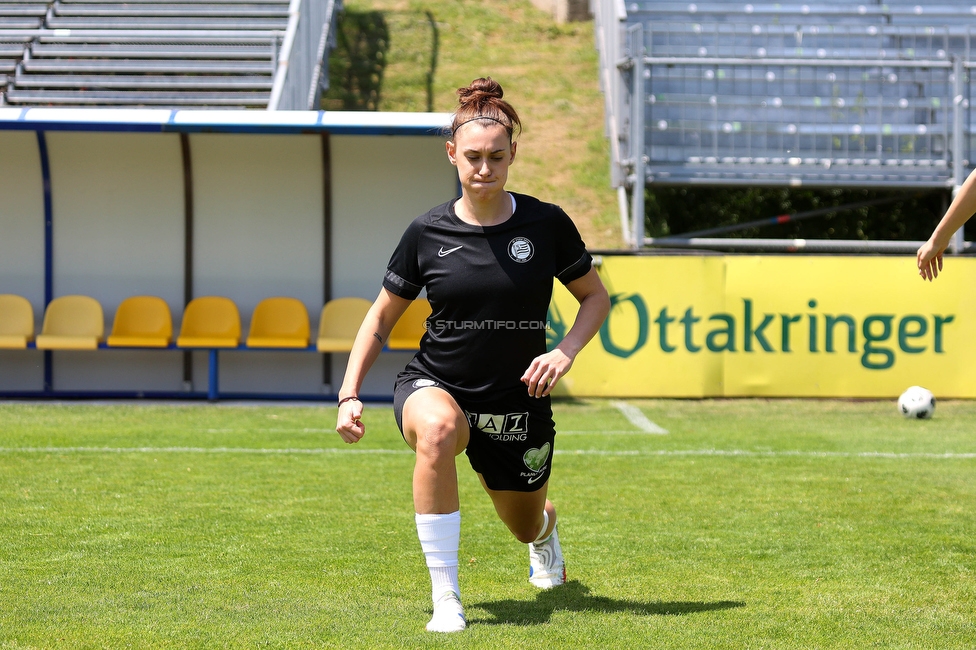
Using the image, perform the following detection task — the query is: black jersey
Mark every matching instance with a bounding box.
[383,192,592,397]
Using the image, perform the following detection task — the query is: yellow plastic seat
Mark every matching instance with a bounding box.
[0,294,35,349]
[35,295,104,350]
[387,297,431,351]
[176,296,241,348]
[246,297,310,348]
[107,296,173,348]
[316,297,371,352]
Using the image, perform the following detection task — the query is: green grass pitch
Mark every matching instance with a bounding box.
[2,398,975,648]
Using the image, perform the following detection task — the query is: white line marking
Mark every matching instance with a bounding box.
[561,449,976,459]
[611,401,668,434]
[0,447,411,455]
[201,428,334,433]
[202,428,642,435]
[558,430,646,435]
[0,447,974,459]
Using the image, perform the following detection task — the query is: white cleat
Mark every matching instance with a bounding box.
[528,525,566,589]
[426,591,466,633]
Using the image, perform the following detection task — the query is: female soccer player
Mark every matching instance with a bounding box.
[334,77,610,633]
[918,167,976,280]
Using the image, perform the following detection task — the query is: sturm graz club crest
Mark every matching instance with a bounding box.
[508,237,534,263]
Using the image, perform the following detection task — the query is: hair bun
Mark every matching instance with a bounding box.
[450,76,521,141]
[457,77,504,106]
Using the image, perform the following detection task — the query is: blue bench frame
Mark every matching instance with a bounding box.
[14,340,411,402]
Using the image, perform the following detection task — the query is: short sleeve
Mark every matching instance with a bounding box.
[551,207,593,285]
[383,217,426,300]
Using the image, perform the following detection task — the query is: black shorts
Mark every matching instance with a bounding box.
[393,370,556,492]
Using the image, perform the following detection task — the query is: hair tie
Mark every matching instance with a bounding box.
[452,115,510,136]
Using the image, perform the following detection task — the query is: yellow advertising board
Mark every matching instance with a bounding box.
[548,255,976,398]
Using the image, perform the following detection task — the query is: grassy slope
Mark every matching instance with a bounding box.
[339,0,623,250]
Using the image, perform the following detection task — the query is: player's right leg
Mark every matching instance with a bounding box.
[480,478,566,589]
[399,386,471,632]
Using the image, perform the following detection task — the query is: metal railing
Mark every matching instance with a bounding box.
[593,0,645,244]
[268,0,341,110]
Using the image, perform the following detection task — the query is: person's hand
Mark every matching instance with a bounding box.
[336,399,365,443]
[917,237,946,281]
[521,348,573,398]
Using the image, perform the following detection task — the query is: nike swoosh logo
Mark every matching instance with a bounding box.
[438,245,463,257]
[526,468,548,484]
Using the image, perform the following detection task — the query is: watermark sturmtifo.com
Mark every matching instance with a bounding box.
[425,320,551,330]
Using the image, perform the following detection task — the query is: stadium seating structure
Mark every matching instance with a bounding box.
[176,295,241,348]
[0,0,340,108]
[246,296,311,348]
[598,0,976,188]
[316,296,371,353]
[106,295,173,348]
[0,293,35,349]
[0,292,419,398]
[387,297,430,351]
[0,293,416,352]
[35,294,104,349]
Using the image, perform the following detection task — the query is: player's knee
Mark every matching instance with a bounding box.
[511,522,541,545]
[511,505,555,544]
[413,413,459,457]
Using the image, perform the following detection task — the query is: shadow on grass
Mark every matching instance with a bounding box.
[323,9,389,111]
[322,9,439,111]
[469,580,744,626]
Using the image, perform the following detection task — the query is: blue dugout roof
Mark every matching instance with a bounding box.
[0,108,453,136]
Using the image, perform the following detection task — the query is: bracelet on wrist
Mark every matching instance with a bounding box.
[337,396,361,406]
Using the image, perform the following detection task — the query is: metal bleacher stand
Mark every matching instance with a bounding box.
[0,1,43,92]
[593,0,976,253]
[0,0,341,109]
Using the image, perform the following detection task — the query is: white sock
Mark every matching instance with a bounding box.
[532,510,551,544]
[416,511,461,601]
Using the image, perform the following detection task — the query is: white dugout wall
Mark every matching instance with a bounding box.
[0,109,456,398]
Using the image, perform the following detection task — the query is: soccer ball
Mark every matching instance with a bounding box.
[897,386,936,419]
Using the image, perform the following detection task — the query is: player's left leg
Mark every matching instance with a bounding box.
[480,479,566,588]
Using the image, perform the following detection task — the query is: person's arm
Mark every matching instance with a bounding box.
[335,288,412,443]
[521,266,611,398]
[918,168,976,280]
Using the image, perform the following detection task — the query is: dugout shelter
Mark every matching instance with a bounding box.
[0,108,456,400]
